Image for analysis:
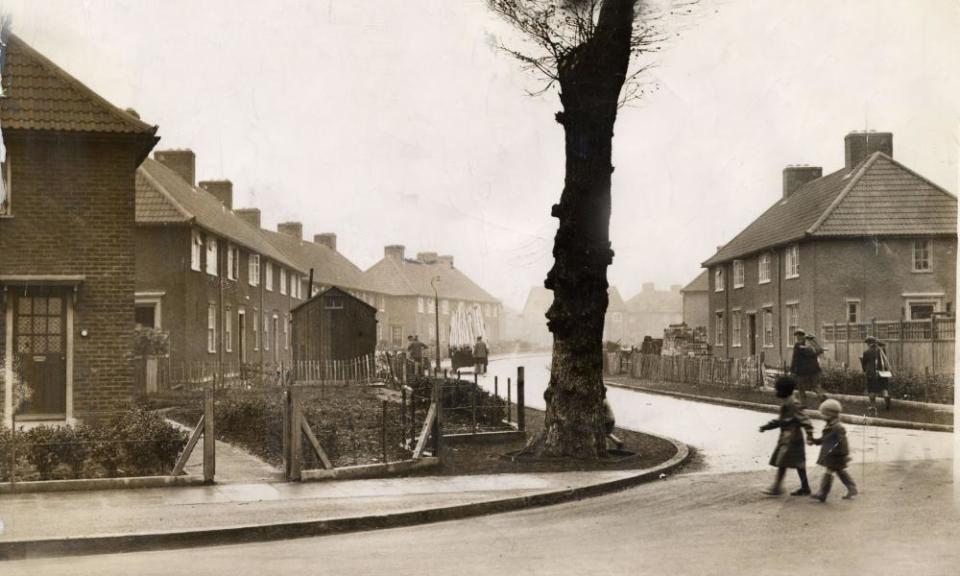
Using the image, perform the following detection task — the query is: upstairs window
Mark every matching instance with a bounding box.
[191,230,203,271]
[714,268,724,292]
[913,240,932,272]
[226,245,239,281]
[0,159,11,216]
[265,261,274,291]
[280,268,288,295]
[733,260,745,289]
[248,254,260,287]
[758,253,771,284]
[418,297,425,313]
[785,245,800,279]
[206,237,218,276]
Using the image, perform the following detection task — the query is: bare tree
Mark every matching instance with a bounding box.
[488,0,695,458]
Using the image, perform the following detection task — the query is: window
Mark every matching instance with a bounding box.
[733,261,744,288]
[263,313,270,350]
[226,245,238,281]
[418,297,425,314]
[427,298,435,313]
[206,237,218,276]
[758,253,771,284]
[785,303,799,341]
[280,268,288,295]
[611,312,623,323]
[207,304,217,353]
[441,300,449,315]
[284,316,289,350]
[379,296,386,312]
[0,159,11,216]
[191,230,203,271]
[714,268,724,292]
[846,300,860,323]
[225,307,233,352]
[715,312,724,346]
[253,308,260,350]
[734,311,745,347]
[391,326,403,347]
[249,254,261,287]
[785,244,799,279]
[906,299,939,320]
[324,296,344,309]
[762,308,774,348]
[265,262,274,291]
[913,240,932,272]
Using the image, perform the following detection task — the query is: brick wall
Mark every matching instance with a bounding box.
[1,133,145,420]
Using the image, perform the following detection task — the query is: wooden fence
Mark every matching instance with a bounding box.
[609,351,764,387]
[821,317,955,376]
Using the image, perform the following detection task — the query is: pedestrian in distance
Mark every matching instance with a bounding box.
[810,399,858,502]
[473,336,489,375]
[860,336,892,412]
[407,335,428,376]
[790,328,825,407]
[759,375,814,496]
[601,386,624,451]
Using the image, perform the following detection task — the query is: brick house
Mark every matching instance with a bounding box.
[680,271,709,330]
[364,246,501,353]
[1,35,159,425]
[135,151,308,373]
[702,131,957,367]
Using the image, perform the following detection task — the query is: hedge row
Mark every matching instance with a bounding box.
[817,368,953,405]
[0,409,189,482]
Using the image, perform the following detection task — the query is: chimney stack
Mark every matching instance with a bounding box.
[642,282,655,293]
[417,252,439,264]
[844,131,892,169]
[154,149,196,186]
[235,208,261,229]
[314,233,337,251]
[438,255,454,268]
[782,165,823,199]
[277,221,303,241]
[385,245,405,261]
[199,180,233,209]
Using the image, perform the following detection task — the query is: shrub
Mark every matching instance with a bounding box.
[819,367,954,405]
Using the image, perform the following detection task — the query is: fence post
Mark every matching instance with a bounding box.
[203,385,215,484]
[432,377,442,457]
[282,387,291,477]
[401,387,407,447]
[507,377,512,424]
[381,400,388,463]
[494,376,500,421]
[410,385,417,448]
[472,373,478,434]
[290,387,302,481]
[517,366,525,432]
[931,316,937,372]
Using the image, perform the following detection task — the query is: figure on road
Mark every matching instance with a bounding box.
[759,375,814,496]
[790,329,825,406]
[810,399,858,502]
[473,336,489,375]
[860,336,892,412]
[407,335,429,376]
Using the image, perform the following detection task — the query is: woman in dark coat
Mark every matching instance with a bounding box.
[759,376,814,496]
[861,336,891,411]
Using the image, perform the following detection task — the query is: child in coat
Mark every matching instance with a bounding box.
[810,399,859,502]
[759,376,814,496]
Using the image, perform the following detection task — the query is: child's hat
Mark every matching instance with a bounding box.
[818,399,842,416]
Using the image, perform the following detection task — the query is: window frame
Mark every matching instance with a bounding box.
[253,307,260,351]
[905,298,940,321]
[206,236,218,276]
[731,310,742,347]
[207,303,217,354]
[0,158,12,217]
[280,268,288,295]
[226,244,237,281]
[714,267,724,292]
[785,302,800,343]
[225,306,233,353]
[248,254,261,287]
[265,261,274,291]
[733,260,745,289]
[785,244,800,279]
[263,312,270,351]
[715,311,724,347]
[762,308,774,348]
[845,299,861,324]
[912,239,932,273]
[418,297,425,314]
[191,229,203,272]
[758,253,771,284]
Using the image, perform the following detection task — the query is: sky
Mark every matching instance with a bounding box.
[3,0,958,310]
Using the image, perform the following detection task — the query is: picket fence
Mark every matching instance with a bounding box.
[609,351,764,388]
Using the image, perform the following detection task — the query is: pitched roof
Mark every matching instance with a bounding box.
[0,34,156,135]
[259,228,374,294]
[681,270,709,293]
[626,287,682,314]
[135,158,300,270]
[607,286,628,312]
[365,257,500,304]
[703,152,957,266]
[291,286,376,314]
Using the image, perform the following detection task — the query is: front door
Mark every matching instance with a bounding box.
[13,290,67,416]
[238,309,247,363]
[748,314,757,356]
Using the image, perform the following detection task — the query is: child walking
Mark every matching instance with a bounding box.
[810,399,859,502]
[759,376,814,496]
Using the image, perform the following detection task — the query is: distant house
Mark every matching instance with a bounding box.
[520,287,553,349]
[624,283,682,344]
[135,152,306,372]
[603,287,629,343]
[702,131,957,368]
[1,35,159,424]
[291,287,377,370]
[680,271,709,330]
[364,246,501,353]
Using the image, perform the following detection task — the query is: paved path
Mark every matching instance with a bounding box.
[7,460,959,575]
[479,355,953,473]
[168,419,282,484]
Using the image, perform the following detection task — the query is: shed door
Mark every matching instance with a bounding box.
[14,292,67,416]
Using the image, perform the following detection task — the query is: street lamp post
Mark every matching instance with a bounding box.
[431,276,441,376]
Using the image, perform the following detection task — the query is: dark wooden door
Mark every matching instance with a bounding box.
[14,292,67,416]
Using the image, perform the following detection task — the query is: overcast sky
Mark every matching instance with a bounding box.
[4,0,958,310]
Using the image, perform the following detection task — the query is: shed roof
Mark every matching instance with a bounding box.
[291,286,376,315]
[702,152,957,267]
[1,34,156,135]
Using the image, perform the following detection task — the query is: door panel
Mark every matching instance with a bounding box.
[13,292,68,415]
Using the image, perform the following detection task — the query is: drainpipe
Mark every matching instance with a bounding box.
[776,249,783,366]
[218,240,224,389]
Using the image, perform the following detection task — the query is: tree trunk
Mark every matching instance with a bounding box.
[526,0,635,458]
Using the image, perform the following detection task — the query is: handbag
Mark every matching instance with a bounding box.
[877,348,893,380]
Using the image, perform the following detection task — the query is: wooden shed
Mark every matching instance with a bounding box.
[292,286,378,366]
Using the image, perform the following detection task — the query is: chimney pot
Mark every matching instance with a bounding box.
[234,208,261,229]
[844,131,892,169]
[199,180,233,209]
[314,233,337,251]
[782,165,823,198]
[417,252,439,264]
[438,255,454,268]
[385,245,405,261]
[154,149,196,186]
[277,221,303,241]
